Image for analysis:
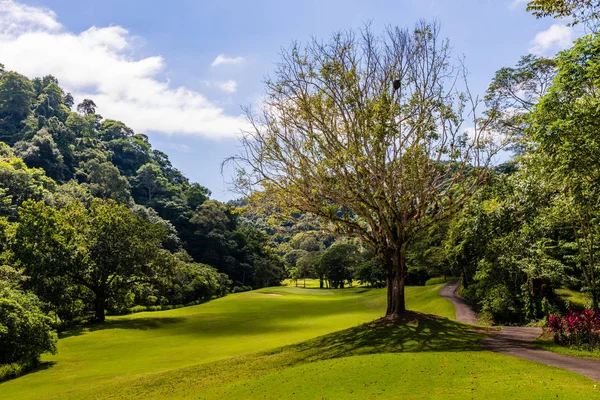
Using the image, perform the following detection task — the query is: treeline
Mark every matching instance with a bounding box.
[239,209,426,290]
[0,64,285,374]
[394,31,600,325]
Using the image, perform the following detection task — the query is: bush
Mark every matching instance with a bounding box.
[0,361,26,382]
[0,279,57,367]
[232,285,252,293]
[548,310,600,350]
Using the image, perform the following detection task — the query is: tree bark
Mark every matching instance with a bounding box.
[384,243,407,318]
[94,295,106,323]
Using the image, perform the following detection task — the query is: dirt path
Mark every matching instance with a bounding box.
[441,281,600,382]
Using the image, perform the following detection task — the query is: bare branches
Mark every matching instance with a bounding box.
[227,21,503,256]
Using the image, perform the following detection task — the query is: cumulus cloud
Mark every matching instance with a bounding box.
[0,0,249,139]
[211,54,245,67]
[529,24,574,55]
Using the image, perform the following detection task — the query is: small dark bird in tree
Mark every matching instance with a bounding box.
[393,79,401,90]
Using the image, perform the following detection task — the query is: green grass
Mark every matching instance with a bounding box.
[2,283,598,399]
[536,338,600,360]
[555,288,591,309]
[34,314,600,399]
[425,276,459,286]
[0,284,447,399]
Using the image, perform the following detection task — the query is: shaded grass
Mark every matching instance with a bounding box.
[556,288,591,310]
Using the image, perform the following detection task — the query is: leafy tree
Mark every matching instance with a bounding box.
[36,82,69,122]
[0,266,57,365]
[355,257,386,288]
[528,33,600,310]
[66,112,94,138]
[290,232,324,252]
[284,249,308,285]
[134,163,169,201]
[527,0,600,30]
[320,243,360,288]
[485,55,556,153]
[77,99,97,116]
[185,182,210,210]
[297,251,323,287]
[99,120,134,141]
[79,159,131,203]
[0,156,55,218]
[107,137,151,176]
[229,22,499,316]
[283,249,308,269]
[0,72,34,144]
[15,199,169,322]
[14,128,66,181]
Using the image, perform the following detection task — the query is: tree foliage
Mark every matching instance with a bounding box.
[0,266,57,365]
[527,0,600,30]
[230,22,500,316]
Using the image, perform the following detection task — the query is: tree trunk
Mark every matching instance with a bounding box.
[319,276,323,288]
[94,295,106,323]
[385,243,407,318]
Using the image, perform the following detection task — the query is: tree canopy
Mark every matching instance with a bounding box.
[230,21,501,316]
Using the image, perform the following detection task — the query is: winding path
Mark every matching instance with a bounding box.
[441,281,600,382]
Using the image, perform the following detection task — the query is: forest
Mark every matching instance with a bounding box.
[2,0,600,397]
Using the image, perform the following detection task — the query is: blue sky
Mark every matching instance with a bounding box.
[0,0,579,200]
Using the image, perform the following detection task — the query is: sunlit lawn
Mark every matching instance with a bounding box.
[2,283,598,399]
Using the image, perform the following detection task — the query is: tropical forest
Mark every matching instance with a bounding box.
[2,0,600,398]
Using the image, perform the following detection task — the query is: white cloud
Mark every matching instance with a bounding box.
[216,80,237,93]
[211,54,245,67]
[205,79,238,93]
[0,0,60,33]
[0,0,250,139]
[529,24,574,55]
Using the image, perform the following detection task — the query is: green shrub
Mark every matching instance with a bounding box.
[0,275,57,367]
[0,360,27,382]
[232,285,253,293]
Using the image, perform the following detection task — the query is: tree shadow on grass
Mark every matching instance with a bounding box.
[269,311,489,368]
[59,317,187,339]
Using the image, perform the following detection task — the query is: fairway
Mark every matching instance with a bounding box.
[0,284,446,399]
[2,284,599,399]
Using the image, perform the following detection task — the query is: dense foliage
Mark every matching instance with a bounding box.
[0,266,56,377]
[0,61,286,368]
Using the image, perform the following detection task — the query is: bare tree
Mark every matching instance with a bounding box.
[227,21,502,318]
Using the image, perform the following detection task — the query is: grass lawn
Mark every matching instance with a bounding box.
[2,283,599,399]
[32,314,600,399]
[555,288,591,309]
[536,337,600,360]
[0,284,445,399]
[425,276,460,286]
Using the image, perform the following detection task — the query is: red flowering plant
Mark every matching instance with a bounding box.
[547,310,600,349]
